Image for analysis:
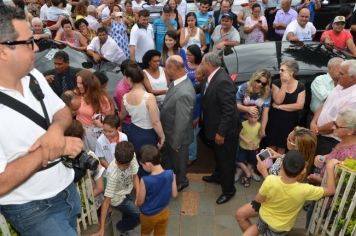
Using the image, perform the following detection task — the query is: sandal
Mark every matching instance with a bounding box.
[241,176,251,188]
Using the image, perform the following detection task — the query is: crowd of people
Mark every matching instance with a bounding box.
[0,0,356,236]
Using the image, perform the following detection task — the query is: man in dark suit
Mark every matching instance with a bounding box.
[43,50,80,96]
[200,52,239,204]
[213,0,238,30]
[160,55,196,192]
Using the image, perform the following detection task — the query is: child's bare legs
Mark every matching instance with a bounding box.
[237,162,252,178]
[248,164,261,182]
[242,224,259,236]
[235,202,258,231]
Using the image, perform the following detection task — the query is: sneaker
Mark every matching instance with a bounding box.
[234,169,243,182]
[252,175,261,182]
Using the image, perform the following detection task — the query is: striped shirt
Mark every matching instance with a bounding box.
[104,155,139,206]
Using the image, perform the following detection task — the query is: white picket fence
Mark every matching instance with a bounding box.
[308,164,356,236]
[0,170,98,236]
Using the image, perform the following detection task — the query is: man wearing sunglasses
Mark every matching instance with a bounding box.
[0,5,83,236]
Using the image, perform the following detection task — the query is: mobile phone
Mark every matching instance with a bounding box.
[114,11,123,17]
[258,149,271,161]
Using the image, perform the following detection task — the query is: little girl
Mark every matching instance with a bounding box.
[237,112,262,187]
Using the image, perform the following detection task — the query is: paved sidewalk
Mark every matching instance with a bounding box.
[82,173,307,236]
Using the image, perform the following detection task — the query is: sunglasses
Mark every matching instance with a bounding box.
[0,37,35,50]
[255,79,267,86]
[333,121,349,129]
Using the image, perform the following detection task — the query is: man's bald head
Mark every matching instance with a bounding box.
[297,8,310,27]
[165,55,186,80]
[166,55,184,68]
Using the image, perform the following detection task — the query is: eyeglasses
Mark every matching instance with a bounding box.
[0,37,35,50]
[333,121,349,129]
[255,79,267,86]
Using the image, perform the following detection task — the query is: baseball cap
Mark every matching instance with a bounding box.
[333,16,346,24]
[221,13,233,20]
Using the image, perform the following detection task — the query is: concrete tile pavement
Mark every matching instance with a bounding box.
[81,174,307,236]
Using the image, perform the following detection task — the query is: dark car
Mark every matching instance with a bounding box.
[34,39,122,97]
[221,41,355,125]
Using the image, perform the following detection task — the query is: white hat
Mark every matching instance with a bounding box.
[333,16,346,24]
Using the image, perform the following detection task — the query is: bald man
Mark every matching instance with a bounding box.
[160,55,196,192]
[282,8,316,41]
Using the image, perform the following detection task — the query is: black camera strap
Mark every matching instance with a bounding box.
[0,73,61,171]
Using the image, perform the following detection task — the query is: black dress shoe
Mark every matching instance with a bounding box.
[216,193,235,204]
[177,182,189,192]
[202,175,220,184]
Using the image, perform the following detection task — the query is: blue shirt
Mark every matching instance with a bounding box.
[153,18,178,52]
[140,170,173,215]
[196,11,214,44]
[184,62,201,120]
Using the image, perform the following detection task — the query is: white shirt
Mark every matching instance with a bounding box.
[85,15,101,32]
[46,6,70,21]
[173,74,187,86]
[177,0,187,25]
[0,69,73,205]
[95,132,128,165]
[101,6,111,20]
[40,4,49,21]
[317,84,356,140]
[129,23,155,63]
[282,19,316,41]
[144,67,168,103]
[87,36,127,64]
[310,73,335,113]
[104,155,139,206]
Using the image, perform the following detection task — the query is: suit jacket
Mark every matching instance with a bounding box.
[160,77,196,150]
[213,10,238,30]
[43,66,81,96]
[202,68,239,140]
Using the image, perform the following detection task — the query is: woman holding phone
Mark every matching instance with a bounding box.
[244,3,268,44]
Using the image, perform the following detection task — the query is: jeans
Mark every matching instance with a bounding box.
[188,126,200,161]
[0,183,81,236]
[114,195,140,233]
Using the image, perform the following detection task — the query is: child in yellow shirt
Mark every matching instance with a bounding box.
[243,150,339,236]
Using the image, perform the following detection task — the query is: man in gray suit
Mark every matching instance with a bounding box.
[160,55,196,192]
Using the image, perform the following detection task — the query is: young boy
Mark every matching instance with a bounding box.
[95,114,128,169]
[136,145,178,236]
[243,150,339,236]
[237,112,261,187]
[61,90,81,118]
[92,141,140,236]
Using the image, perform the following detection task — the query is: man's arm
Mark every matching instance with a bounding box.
[255,193,266,203]
[129,45,136,63]
[346,38,356,57]
[29,106,73,166]
[135,177,146,207]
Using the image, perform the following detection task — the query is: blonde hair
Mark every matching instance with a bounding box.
[292,127,317,175]
[246,69,272,99]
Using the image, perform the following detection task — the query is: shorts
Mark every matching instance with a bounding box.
[256,216,288,236]
[237,147,257,166]
[140,207,169,236]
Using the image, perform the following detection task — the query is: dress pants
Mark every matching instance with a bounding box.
[213,137,238,194]
[161,143,189,185]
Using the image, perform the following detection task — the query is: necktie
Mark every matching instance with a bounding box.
[204,80,209,95]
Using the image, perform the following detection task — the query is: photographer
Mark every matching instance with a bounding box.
[0,5,83,236]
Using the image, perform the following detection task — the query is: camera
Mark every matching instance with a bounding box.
[62,151,99,182]
[257,149,272,161]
